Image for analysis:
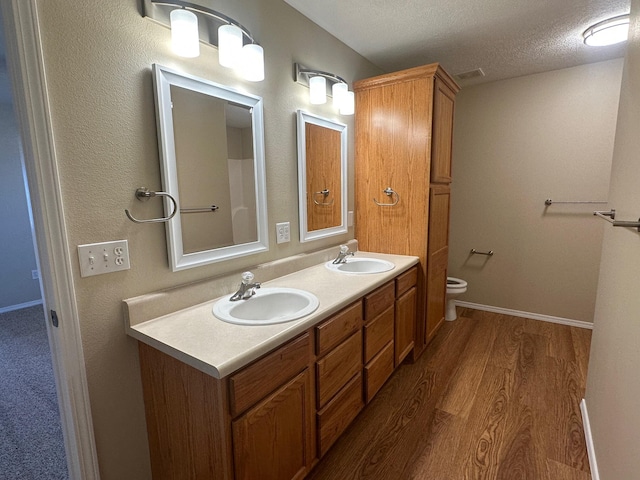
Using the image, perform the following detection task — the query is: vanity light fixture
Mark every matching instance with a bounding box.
[332,82,348,109]
[169,9,200,57]
[295,63,354,115]
[144,0,265,81]
[218,24,243,68]
[309,76,327,104]
[583,14,630,46]
[339,91,355,115]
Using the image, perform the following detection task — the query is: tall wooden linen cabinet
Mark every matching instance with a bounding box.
[354,63,459,359]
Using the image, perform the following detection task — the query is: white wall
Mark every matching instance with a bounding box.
[0,101,40,309]
[449,59,623,323]
[585,0,640,476]
[27,0,382,478]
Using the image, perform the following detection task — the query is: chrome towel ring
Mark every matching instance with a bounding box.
[373,187,400,206]
[125,187,178,224]
[313,189,334,206]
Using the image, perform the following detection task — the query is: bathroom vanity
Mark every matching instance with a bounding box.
[125,249,418,479]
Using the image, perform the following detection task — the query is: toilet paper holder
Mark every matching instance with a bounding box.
[470,249,494,256]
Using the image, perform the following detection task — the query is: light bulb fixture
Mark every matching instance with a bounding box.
[218,24,243,68]
[295,63,354,115]
[339,91,355,116]
[309,76,327,104]
[169,9,200,58]
[144,0,265,81]
[240,44,265,82]
[583,14,630,46]
[332,82,348,109]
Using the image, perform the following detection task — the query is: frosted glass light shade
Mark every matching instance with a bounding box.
[583,14,629,46]
[218,24,243,68]
[240,44,265,82]
[309,76,327,104]
[170,9,200,58]
[339,90,354,115]
[332,82,348,109]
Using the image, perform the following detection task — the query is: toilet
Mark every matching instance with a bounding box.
[445,277,467,321]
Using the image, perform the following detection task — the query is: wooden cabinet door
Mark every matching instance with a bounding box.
[426,185,451,343]
[354,78,432,258]
[232,369,314,480]
[426,247,448,343]
[430,77,456,184]
[395,286,416,366]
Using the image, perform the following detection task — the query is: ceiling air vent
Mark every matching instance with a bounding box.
[453,68,485,81]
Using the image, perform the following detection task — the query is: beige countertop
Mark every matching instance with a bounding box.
[125,251,419,379]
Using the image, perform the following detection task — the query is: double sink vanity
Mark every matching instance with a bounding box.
[124,245,418,479]
[126,56,456,479]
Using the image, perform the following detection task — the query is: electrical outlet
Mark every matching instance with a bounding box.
[348,211,354,227]
[31,270,39,280]
[276,222,290,244]
[77,240,130,277]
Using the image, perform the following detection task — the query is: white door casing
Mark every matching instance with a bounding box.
[0,1,100,478]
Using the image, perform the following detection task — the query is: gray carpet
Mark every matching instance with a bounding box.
[0,305,69,479]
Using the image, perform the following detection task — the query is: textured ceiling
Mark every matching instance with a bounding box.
[0,1,631,99]
[283,0,630,85]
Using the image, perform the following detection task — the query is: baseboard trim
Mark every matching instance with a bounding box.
[580,399,600,480]
[454,301,593,330]
[0,299,43,314]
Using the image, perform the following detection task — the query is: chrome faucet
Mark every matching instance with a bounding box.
[332,245,355,264]
[229,271,261,301]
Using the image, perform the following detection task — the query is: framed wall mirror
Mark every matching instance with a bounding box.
[153,64,268,271]
[296,110,348,242]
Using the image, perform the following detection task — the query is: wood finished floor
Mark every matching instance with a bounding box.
[307,308,592,480]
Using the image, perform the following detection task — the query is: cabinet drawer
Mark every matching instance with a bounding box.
[364,281,395,320]
[317,372,364,457]
[315,301,362,357]
[396,266,418,297]
[395,286,416,366]
[363,306,394,363]
[364,340,394,403]
[229,333,310,417]
[316,332,362,408]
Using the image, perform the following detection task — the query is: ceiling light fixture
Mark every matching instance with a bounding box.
[295,63,354,115]
[144,0,265,82]
[583,14,630,46]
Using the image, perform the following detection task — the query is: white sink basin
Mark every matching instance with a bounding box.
[325,257,395,274]
[212,287,319,326]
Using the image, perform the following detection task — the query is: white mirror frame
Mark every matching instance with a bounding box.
[296,110,348,242]
[153,64,268,271]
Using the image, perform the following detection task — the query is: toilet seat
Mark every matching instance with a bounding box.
[446,277,467,290]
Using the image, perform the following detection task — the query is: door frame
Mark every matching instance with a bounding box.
[1,1,100,478]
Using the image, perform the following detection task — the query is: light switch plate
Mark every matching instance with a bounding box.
[276,222,290,244]
[77,240,130,277]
